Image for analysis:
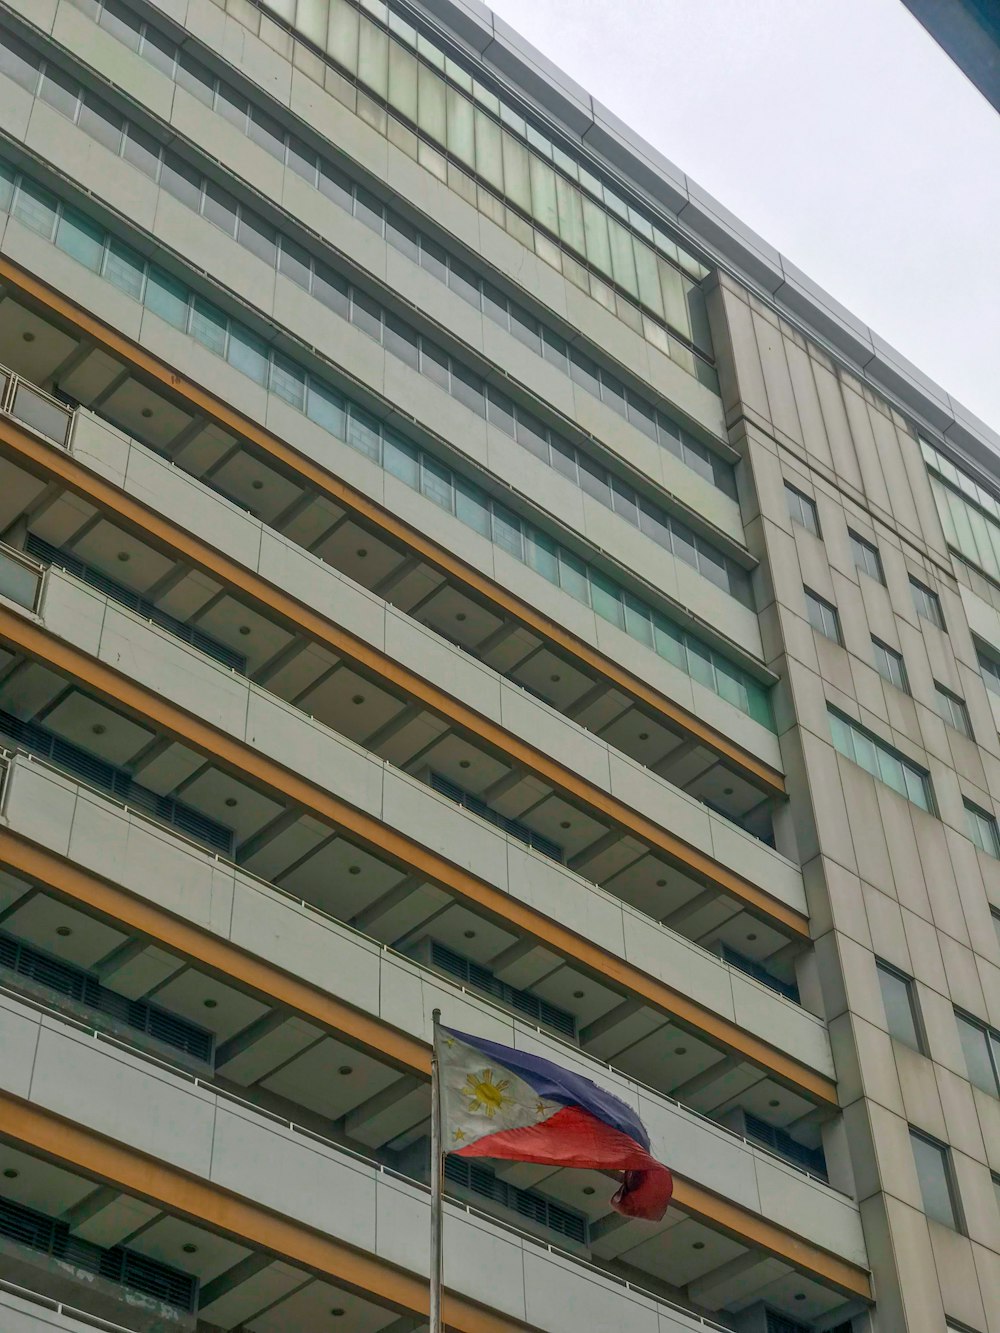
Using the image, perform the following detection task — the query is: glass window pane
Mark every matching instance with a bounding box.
[238,212,278,268]
[141,25,176,77]
[247,106,286,160]
[351,287,384,342]
[203,181,239,238]
[357,17,388,100]
[581,195,612,277]
[384,430,418,486]
[590,570,624,629]
[492,505,524,561]
[452,362,486,418]
[56,208,105,271]
[306,379,346,437]
[909,1131,958,1229]
[421,340,450,391]
[554,173,585,256]
[384,311,419,368]
[608,219,639,298]
[956,1014,998,1095]
[13,178,59,239]
[455,478,490,537]
[347,405,382,461]
[177,52,213,106]
[269,353,305,409]
[123,124,162,178]
[160,152,202,211]
[328,0,360,75]
[525,528,558,582]
[446,86,475,166]
[623,594,653,648]
[386,210,419,263]
[501,131,531,213]
[190,298,227,355]
[877,963,921,1049]
[217,84,250,133]
[287,137,319,186]
[319,161,354,212]
[104,238,146,300]
[421,455,454,511]
[227,325,269,386]
[278,237,313,290]
[474,109,504,192]
[417,62,447,144]
[528,155,559,235]
[578,455,612,509]
[144,266,189,329]
[653,613,686,670]
[557,549,590,606]
[0,32,41,92]
[78,94,124,154]
[40,64,81,119]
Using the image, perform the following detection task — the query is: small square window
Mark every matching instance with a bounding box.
[909,1128,962,1230]
[850,529,885,583]
[876,960,923,1050]
[804,588,841,643]
[935,683,972,737]
[910,575,945,629]
[964,799,1000,858]
[873,638,908,692]
[785,482,820,536]
[955,1010,1000,1097]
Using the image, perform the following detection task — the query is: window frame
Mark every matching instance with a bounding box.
[908,1127,963,1231]
[910,575,945,630]
[876,959,924,1052]
[804,587,841,644]
[977,644,1000,697]
[849,529,885,584]
[785,481,820,537]
[964,798,1000,858]
[934,682,972,737]
[827,707,933,811]
[872,637,908,692]
[954,1007,1000,1098]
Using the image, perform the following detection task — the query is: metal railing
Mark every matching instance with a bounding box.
[0,977,737,1333]
[0,540,44,613]
[2,749,846,1196]
[0,363,73,449]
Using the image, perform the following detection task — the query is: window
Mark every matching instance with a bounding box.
[993,1173,1000,1223]
[872,639,908,691]
[964,800,1000,858]
[955,1010,1000,1097]
[910,576,945,629]
[850,530,885,583]
[828,707,933,810]
[977,646,1000,696]
[992,907,1000,952]
[909,1129,961,1229]
[876,961,923,1050]
[805,588,841,643]
[785,482,820,536]
[935,683,972,737]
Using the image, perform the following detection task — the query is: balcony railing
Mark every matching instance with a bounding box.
[0,929,213,1063]
[0,541,43,613]
[0,1193,196,1312]
[0,709,234,855]
[25,534,246,673]
[429,770,564,861]
[0,363,72,448]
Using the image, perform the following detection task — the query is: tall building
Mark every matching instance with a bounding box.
[0,0,994,1330]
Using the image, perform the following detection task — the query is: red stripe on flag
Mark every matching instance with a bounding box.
[453,1105,672,1221]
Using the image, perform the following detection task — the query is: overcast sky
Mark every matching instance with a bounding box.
[487,0,1000,436]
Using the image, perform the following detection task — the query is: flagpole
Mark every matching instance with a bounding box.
[430,1007,443,1333]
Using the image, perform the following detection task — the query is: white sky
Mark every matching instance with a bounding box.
[487,0,1000,436]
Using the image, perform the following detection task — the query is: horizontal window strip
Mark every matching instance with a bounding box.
[0,20,739,551]
[66,0,719,391]
[827,706,932,811]
[0,155,773,727]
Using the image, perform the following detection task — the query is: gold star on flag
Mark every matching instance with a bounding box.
[535,1100,547,1118]
[452,1128,466,1142]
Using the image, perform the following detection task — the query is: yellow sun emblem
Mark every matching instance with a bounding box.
[463,1067,511,1118]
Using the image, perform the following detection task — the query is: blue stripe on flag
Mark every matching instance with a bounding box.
[443,1027,649,1149]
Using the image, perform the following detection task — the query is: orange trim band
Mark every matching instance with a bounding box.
[0,1089,536,1332]
[0,832,870,1299]
[0,414,803,935]
[0,607,834,1104]
[0,255,784,796]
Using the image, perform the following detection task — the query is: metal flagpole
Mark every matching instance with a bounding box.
[430,1007,444,1333]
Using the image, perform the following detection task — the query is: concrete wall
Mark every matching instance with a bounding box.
[710,271,1000,1332]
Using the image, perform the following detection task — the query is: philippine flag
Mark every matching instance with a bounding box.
[436,1026,672,1221]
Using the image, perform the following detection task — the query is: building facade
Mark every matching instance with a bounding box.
[0,0,994,1330]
